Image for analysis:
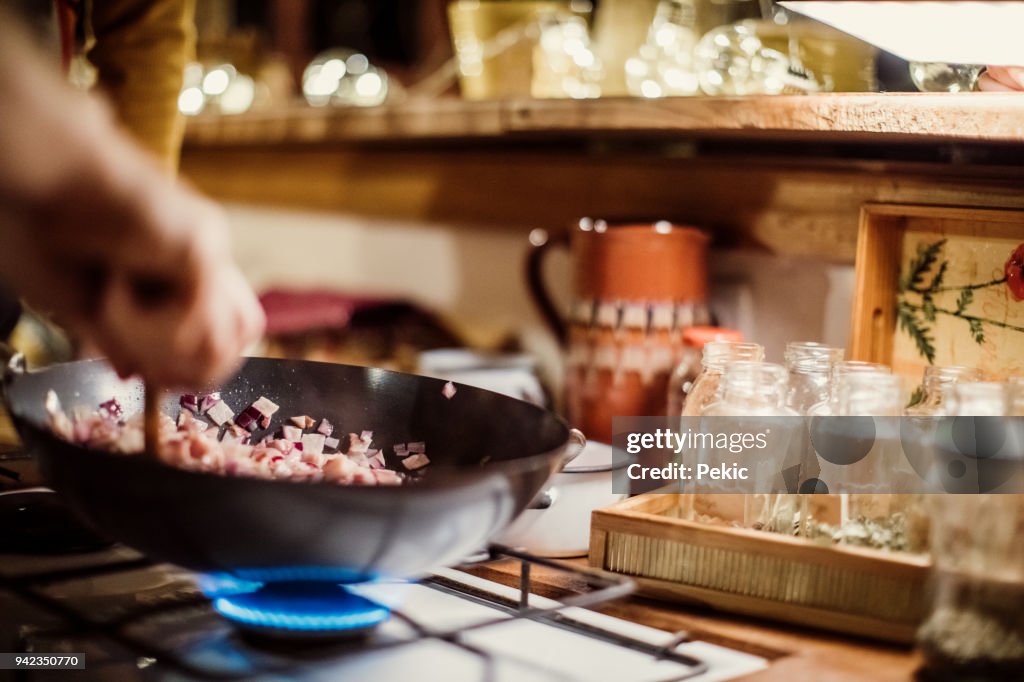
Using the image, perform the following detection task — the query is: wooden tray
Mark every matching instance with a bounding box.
[589,494,930,644]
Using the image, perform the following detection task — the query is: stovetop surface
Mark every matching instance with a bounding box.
[0,489,766,682]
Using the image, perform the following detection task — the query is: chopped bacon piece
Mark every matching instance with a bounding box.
[206,400,234,426]
[301,433,326,456]
[46,394,428,487]
[180,394,199,413]
[98,399,123,421]
[402,453,430,471]
[250,396,280,418]
[199,393,222,415]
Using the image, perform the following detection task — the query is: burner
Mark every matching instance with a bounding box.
[0,488,111,554]
[211,582,390,639]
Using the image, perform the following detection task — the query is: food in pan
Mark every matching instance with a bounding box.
[44,391,431,486]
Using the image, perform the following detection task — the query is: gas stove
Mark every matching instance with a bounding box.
[0,487,766,682]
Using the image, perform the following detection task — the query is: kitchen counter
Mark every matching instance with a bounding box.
[466,558,921,681]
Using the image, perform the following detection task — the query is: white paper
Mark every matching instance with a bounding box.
[780,1,1024,65]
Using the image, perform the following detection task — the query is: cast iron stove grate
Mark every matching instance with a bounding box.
[1,545,709,681]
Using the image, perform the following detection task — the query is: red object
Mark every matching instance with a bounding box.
[1005,243,1024,301]
[258,290,390,336]
[682,326,743,349]
[55,0,81,75]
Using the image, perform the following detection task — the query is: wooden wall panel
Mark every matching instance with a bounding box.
[181,146,1024,263]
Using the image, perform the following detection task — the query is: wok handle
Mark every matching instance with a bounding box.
[527,429,586,510]
[0,341,26,384]
[564,428,587,466]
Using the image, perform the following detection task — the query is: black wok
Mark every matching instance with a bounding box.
[1,354,581,582]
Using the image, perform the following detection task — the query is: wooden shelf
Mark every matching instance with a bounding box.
[183,93,1024,147]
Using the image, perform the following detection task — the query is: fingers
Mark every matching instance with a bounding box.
[80,176,264,388]
[93,261,264,389]
[978,66,1024,92]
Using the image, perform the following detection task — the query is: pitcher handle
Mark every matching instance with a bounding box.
[525,229,570,345]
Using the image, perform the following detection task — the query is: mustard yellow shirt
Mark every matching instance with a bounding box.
[85,0,196,170]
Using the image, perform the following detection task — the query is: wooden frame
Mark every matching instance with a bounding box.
[850,203,1024,376]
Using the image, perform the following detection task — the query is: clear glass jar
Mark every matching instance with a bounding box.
[811,373,927,552]
[942,382,1010,417]
[694,17,877,96]
[918,495,1024,680]
[1010,377,1024,417]
[705,361,794,417]
[802,362,892,538]
[807,360,890,416]
[624,0,699,98]
[667,327,742,417]
[676,344,762,522]
[705,361,799,530]
[783,342,843,538]
[680,341,764,417]
[785,341,845,415]
[835,372,903,417]
[906,366,984,416]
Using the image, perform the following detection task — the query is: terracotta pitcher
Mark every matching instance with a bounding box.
[528,219,710,443]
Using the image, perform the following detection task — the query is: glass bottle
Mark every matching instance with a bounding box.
[904,366,984,494]
[942,381,1010,417]
[666,327,742,418]
[1010,376,1024,417]
[906,365,983,416]
[681,341,764,417]
[624,0,700,98]
[705,361,799,530]
[832,373,926,552]
[807,360,890,416]
[785,341,845,414]
[918,387,1024,681]
[783,342,844,537]
[704,361,793,416]
[835,372,902,417]
[675,343,762,523]
[802,361,892,538]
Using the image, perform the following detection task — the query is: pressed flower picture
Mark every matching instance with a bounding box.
[892,231,1024,380]
[852,205,1024,388]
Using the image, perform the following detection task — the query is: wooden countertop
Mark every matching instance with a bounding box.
[464,557,921,681]
[183,93,1024,147]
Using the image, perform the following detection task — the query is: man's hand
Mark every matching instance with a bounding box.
[0,13,264,387]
